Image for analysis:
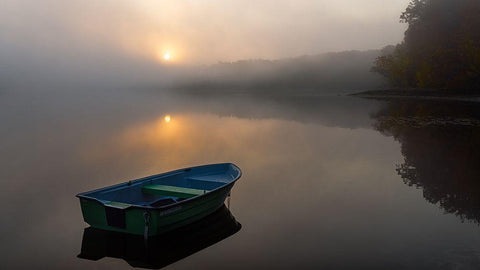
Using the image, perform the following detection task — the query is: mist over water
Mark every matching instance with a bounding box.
[2,0,479,269]
[1,89,480,269]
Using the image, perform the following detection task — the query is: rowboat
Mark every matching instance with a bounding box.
[76,163,241,237]
[78,205,241,269]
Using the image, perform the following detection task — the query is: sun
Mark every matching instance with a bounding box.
[164,115,171,123]
[156,48,178,63]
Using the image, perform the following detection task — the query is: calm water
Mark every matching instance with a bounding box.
[1,89,480,269]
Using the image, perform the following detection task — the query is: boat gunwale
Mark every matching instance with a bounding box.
[76,163,242,211]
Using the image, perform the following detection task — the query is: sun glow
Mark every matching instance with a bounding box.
[154,43,185,63]
[156,48,176,62]
[164,115,171,123]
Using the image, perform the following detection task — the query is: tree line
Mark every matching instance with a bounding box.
[372,0,480,91]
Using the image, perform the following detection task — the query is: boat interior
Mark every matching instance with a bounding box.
[79,163,241,208]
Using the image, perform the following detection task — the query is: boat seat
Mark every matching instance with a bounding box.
[104,201,132,209]
[142,184,206,199]
[186,175,230,183]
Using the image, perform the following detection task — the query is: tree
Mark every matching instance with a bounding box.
[373,0,480,91]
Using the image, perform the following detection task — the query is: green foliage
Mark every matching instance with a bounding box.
[373,0,480,91]
[372,44,412,87]
[400,0,427,24]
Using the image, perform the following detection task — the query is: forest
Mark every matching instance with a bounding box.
[372,0,480,91]
[167,50,386,94]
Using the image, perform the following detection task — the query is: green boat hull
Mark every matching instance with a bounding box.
[78,205,241,269]
[79,184,233,236]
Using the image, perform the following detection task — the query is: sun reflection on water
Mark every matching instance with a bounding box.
[81,114,286,173]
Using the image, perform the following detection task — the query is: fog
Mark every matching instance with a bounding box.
[166,50,391,94]
[1,0,410,90]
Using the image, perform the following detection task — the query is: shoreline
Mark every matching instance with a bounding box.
[350,89,480,102]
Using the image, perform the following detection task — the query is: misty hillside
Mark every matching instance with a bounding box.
[1,48,388,93]
[167,50,388,94]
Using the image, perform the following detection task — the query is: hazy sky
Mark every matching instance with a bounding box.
[2,0,410,63]
[0,0,411,87]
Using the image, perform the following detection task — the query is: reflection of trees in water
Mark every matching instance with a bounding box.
[373,100,480,223]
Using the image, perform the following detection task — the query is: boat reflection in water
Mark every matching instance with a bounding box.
[78,205,241,269]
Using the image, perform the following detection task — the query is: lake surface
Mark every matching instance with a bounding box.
[1,89,480,269]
